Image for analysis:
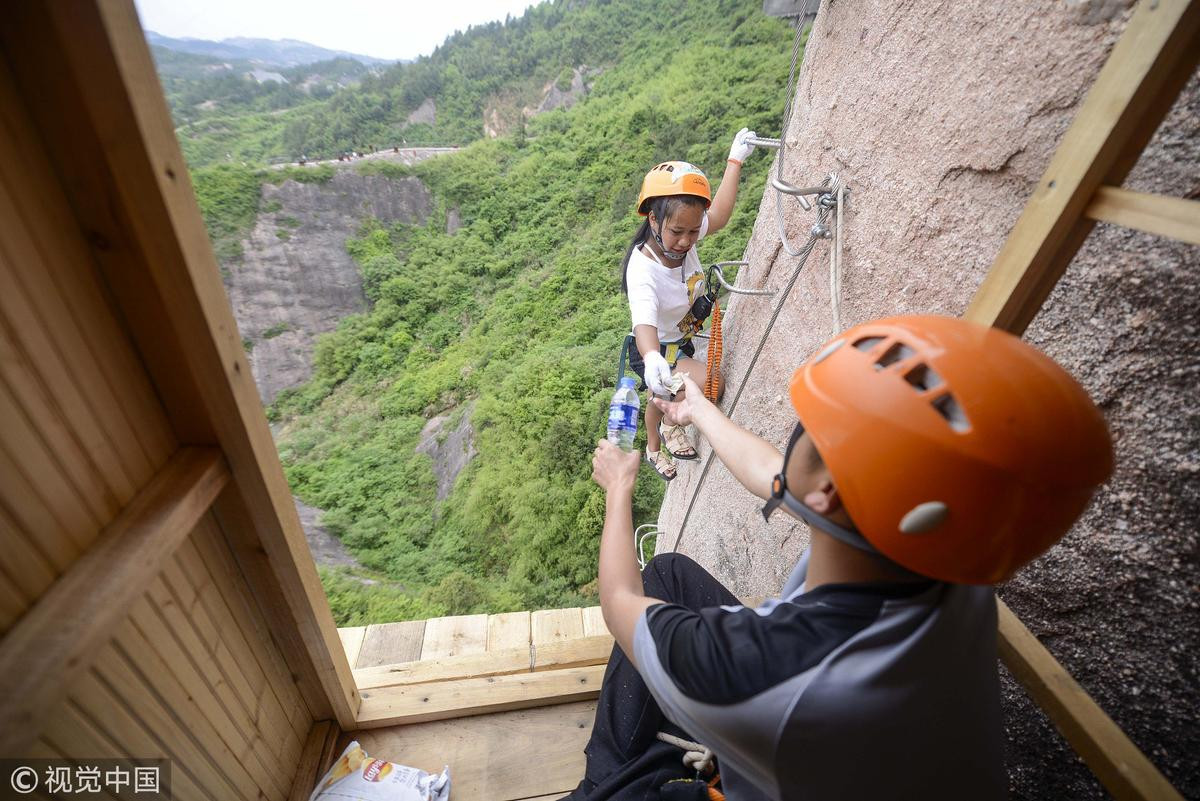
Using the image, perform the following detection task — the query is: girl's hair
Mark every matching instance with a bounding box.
[620,194,707,294]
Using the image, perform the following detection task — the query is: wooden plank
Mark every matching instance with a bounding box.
[153,559,305,765]
[997,601,1183,801]
[89,648,250,801]
[188,518,316,734]
[39,705,144,801]
[210,492,342,724]
[167,538,309,746]
[106,615,264,801]
[487,610,532,651]
[965,0,1200,335]
[581,606,609,637]
[0,49,172,484]
[318,722,344,785]
[0,574,26,633]
[65,669,211,800]
[356,665,606,728]
[351,701,594,800]
[357,620,427,668]
[420,614,489,660]
[532,607,584,646]
[0,447,228,757]
[289,721,335,801]
[0,325,120,527]
[0,444,79,572]
[0,369,100,546]
[126,595,289,801]
[354,635,613,691]
[339,627,368,668]
[1084,186,1200,245]
[0,493,59,606]
[0,1,361,729]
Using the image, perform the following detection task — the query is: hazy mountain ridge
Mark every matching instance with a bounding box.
[146,30,393,67]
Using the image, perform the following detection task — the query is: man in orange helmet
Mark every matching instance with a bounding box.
[569,315,1112,800]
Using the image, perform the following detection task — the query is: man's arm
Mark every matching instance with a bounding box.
[591,441,661,664]
[655,373,782,500]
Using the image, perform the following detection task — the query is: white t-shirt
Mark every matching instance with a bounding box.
[626,213,709,343]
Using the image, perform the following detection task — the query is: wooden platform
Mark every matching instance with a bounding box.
[324,607,612,800]
[339,606,610,669]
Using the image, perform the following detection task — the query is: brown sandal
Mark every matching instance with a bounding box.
[646,450,676,481]
[661,425,699,461]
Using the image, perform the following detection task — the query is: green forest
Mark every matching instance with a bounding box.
[182,0,802,624]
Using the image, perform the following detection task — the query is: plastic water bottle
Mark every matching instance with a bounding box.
[607,376,640,451]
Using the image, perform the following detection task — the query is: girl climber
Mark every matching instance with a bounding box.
[621,128,758,480]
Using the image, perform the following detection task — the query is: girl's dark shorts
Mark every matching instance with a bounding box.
[627,338,695,391]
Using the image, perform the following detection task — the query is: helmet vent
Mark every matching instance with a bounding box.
[874,342,915,370]
[853,336,884,353]
[904,364,943,392]
[932,393,971,432]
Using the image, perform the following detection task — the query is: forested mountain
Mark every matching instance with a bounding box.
[184,0,800,623]
[146,30,389,67]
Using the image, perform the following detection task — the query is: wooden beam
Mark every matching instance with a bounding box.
[997,601,1183,801]
[355,665,606,729]
[353,634,614,691]
[965,0,1200,335]
[0,1,360,728]
[1085,186,1200,245]
[289,720,336,801]
[0,447,228,757]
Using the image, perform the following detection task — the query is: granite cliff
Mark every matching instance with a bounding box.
[224,163,433,405]
[658,3,1198,797]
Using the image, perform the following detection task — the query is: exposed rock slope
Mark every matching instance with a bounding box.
[225,166,431,404]
[659,3,1198,797]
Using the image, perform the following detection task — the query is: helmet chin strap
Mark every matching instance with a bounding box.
[651,220,687,261]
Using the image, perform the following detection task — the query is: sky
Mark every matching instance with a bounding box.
[133,0,542,62]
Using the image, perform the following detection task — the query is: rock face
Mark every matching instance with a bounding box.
[415,403,477,501]
[407,97,436,126]
[225,168,432,404]
[294,498,360,569]
[535,67,589,114]
[657,2,1198,797]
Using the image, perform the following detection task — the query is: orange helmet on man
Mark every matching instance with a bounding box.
[767,315,1113,584]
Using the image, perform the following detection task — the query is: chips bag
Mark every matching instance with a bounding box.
[308,742,450,801]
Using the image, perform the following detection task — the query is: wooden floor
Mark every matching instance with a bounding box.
[339,606,609,668]
[333,607,611,800]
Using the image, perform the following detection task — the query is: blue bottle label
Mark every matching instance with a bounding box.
[608,402,636,430]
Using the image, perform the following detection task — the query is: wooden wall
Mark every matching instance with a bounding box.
[0,2,360,799]
[0,48,313,801]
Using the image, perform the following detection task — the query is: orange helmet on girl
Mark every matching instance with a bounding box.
[636,161,712,215]
[784,315,1113,584]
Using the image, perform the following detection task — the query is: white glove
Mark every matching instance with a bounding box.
[728,127,756,164]
[643,350,672,397]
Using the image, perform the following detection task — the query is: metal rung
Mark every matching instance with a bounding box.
[711,261,775,296]
[770,177,827,197]
[746,136,783,149]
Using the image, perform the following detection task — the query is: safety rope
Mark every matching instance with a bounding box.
[704,300,722,402]
[828,181,846,334]
[670,186,834,554]
[656,731,714,775]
